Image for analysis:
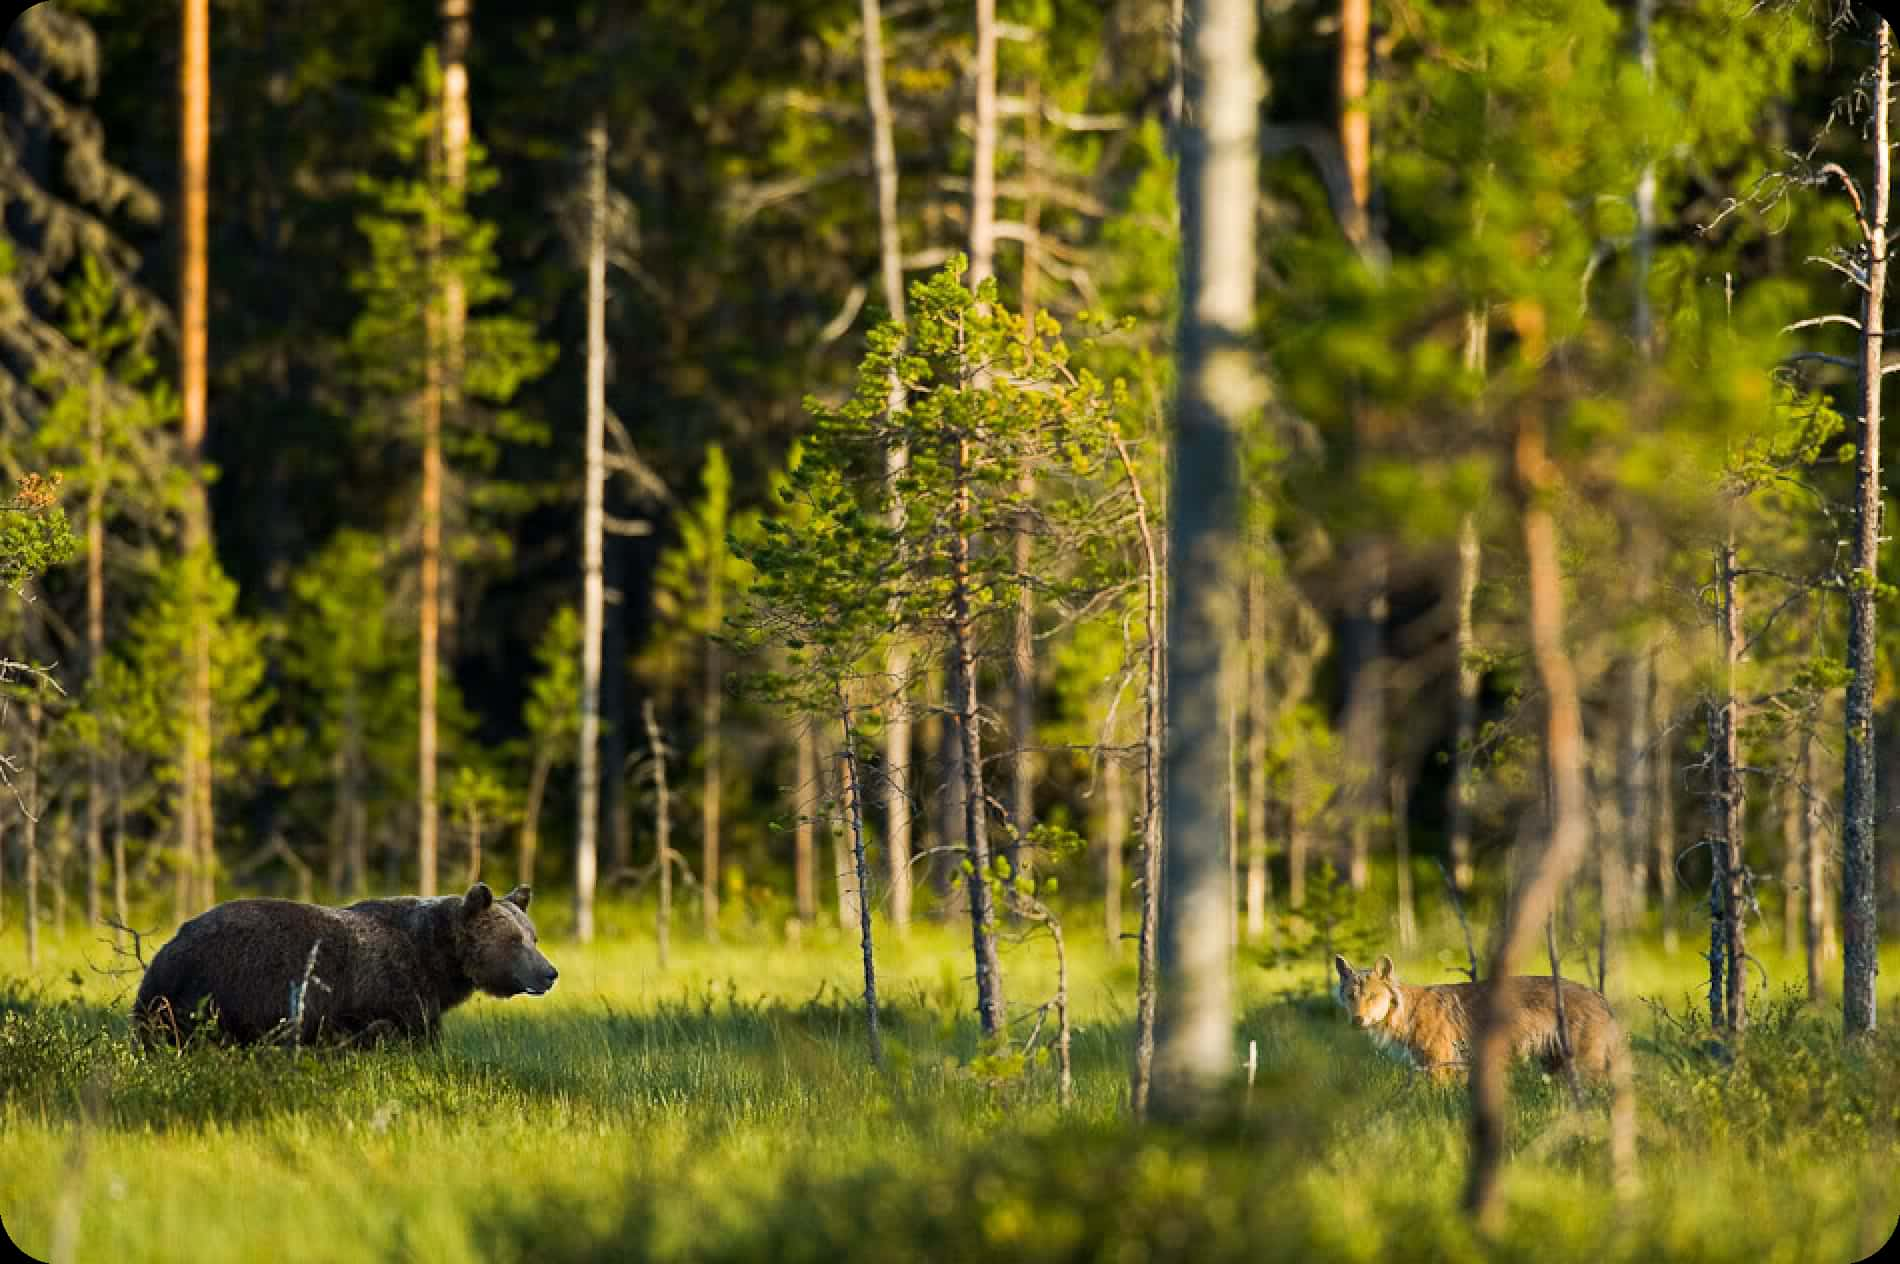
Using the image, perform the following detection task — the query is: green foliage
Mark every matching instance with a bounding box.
[0,475,78,595]
[642,444,755,691]
[523,605,583,755]
[348,47,556,548]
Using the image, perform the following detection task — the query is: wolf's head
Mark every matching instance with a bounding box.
[1333,954,1400,1030]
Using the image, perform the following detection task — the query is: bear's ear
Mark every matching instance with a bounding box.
[1334,954,1354,987]
[1375,954,1395,981]
[462,883,494,915]
[504,885,531,911]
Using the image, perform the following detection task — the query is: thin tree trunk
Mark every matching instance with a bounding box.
[1782,767,1801,961]
[1338,0,1371,248]
[1392,771,1416,950]
[1011,478,1035,884]
[1150,0,1260,1120]
[702,637,723,938]
[576,111,608,942]
[796,724,817,926]
[969,0,997,287]
[1464,407,1596,1225]
[1720,531,1747,1032]
[1289,760,1308,909]
[644,699,672,970]
[952,441,1007,1038]
[518,744,552,889]
[839,694,883,1067]
[1116,431,1165,1115]
[1104,755,1126,952]
[862,0,914,936]
[111,753,127,936]
[1245,563,1269,942]
[1655,675,1678,953]
[23,697,41,968]
[179,0,213,918]
[83,371,104,930]
[1449,309,1487,892]
[1803,731,1825,1001]
[832,737,862,932]
[1617,593,1655,926]
[1707,706,1730,1031]
[1842,15,1889,1038]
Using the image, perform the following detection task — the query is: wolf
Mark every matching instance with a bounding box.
[1332,953,1622,1081]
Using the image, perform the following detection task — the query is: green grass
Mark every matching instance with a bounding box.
[1,897,1895,1263]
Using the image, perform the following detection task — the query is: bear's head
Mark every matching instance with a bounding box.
[456,883,558,999]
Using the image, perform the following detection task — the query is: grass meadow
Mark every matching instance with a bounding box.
[1,890,1897,1263]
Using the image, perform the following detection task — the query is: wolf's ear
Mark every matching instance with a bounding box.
[462,883,494,915]
[1334,955,1354,986]
[504,885,531,911]
[1375,954,1394,981]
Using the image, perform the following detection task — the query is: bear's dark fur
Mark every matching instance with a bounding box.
[133,882,557,1048]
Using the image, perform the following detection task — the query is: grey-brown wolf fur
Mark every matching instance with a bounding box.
[134,883,555,1048]
[1333,953,1622,1081]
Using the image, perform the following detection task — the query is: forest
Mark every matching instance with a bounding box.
[1,0,1898,1260]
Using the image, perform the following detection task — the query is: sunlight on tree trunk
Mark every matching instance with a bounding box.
[1842,15,1888,1039]
[576,111,607,943]
[1465,404,1597,1225]
[796,724,817,927]
[179,0,214,917]
[1244,563,1270,943]
[1149,0,1262,1121]
[969,0,997,288]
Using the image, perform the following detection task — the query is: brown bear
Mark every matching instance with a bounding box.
[133,882,557,1049]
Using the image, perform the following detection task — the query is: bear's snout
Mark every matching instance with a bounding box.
[519,957,558,996]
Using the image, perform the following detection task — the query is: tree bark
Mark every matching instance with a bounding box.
[1842,14,1889,1038]
[796,724,817,926]
[1719,533,1747,1033]
[1464,408,1595,1224]
[1245,562,1270,942]
[84,369,104,932]
[1655,674,1678,954]
[1392,770,1416,950]
[702,637,723,938]
[1803,730,1825,1002]
[180,0,214,918]
[518,743,553,889]
[840,695,884,1067]
[1104,754,1126,952]
[969,0,997,287]
[644,699,672,970]
[952,439,1007,1039]
[576,110,608,942]
[23,696,41,968]
[1338,0,1371,248]
[1010,476,1036,885]
[1150,0,1261,1120]
[1448,309,1487,892]
[1117,431,1165,1115]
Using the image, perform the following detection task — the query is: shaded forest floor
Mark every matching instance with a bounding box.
[0,897,1896,1263]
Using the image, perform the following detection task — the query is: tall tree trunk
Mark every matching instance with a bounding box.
[862,0,914,933]
[1719,532,1747,1032]
[1448,309,1487,892]
[1616,596,1655,925]
[23,696,41,968]
[1244,562,1270,942]
[576,110,608,942]
[1655,674,1678,953]
[1150,0,1260,1120]
[1338,0,1371,248]
[1117,432,1166,1114]
[111,754,127,935]
[702,636,723,938]
[84,371,104,932]
[1842,14,1889,1038]
[1803,730,1825,1002]
[839,694,884,1066]
[518,744,553,889]
[1464,407,1596,1224]
[1104,754,1127,952]
[796,724,817,925]
[831,734,862,931]
[180,0,214,917]
[969,0,997,288]
[644,699,672,970]
[1010,479,1036,884]
[1706,706,1730,1031]
[1782,767,1801,960]
[952,442,1007,1038]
